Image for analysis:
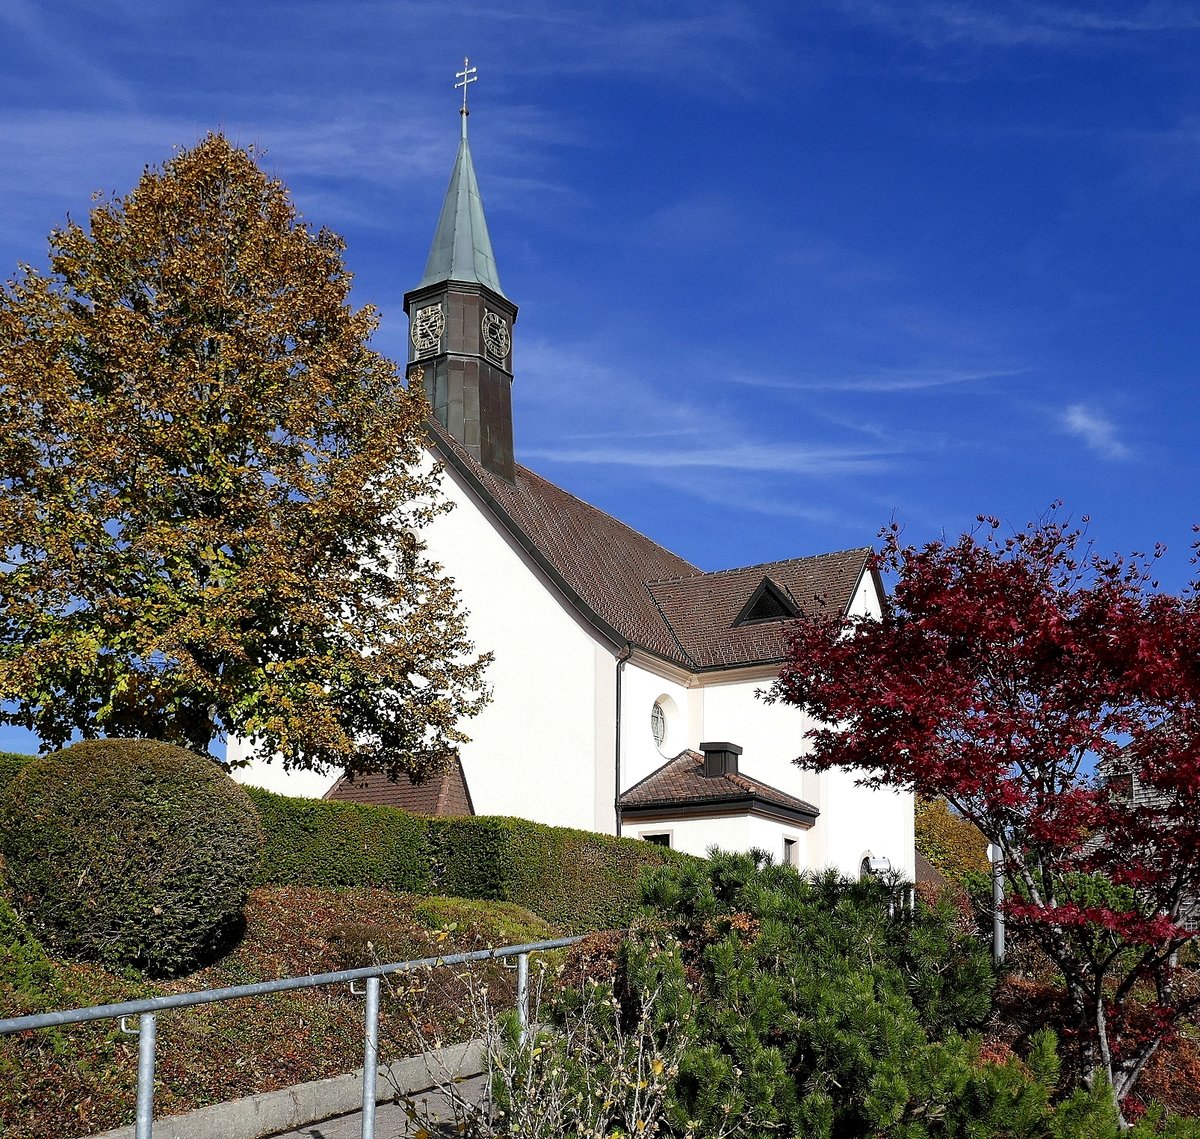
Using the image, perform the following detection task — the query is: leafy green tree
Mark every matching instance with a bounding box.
[0,134,488,777]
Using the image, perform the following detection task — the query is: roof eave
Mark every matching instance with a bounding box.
[620,794,818,828]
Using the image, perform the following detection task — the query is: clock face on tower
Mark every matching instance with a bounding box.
[410,303,445,356]
[481,310,511,362]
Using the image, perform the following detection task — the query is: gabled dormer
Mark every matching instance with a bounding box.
[733,576,799,627]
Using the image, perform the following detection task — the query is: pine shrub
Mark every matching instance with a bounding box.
[0,739,261,976]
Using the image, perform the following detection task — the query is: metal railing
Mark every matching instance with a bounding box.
[0,934,584,1139]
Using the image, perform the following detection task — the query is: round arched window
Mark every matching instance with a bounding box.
[651,701,666,748]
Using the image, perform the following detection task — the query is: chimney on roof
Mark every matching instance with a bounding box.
[700,741,742,778]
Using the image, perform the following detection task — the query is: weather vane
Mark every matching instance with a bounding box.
[455,57,478,118]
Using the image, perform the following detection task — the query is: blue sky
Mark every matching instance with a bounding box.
[1,1,1198,752]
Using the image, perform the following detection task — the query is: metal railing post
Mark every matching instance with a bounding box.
[516,952,529,1047]
[135,1012,157,1139]
[360,976,380,1139]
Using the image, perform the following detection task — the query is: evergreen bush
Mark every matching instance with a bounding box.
[606,852,1200,1138]
[632,851,1000,1136]
[0,739,262,975]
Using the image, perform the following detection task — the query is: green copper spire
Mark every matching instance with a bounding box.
[415,85,507,299]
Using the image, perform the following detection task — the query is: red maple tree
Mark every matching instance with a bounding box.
[770,512,1200,1114]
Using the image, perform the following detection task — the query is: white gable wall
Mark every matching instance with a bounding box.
[422,458,614,832]
[232,453,616,832]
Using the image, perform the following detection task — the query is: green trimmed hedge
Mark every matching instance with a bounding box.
[0,752,32,794]
[3,752,684,933]
[251,789,686,932]
[248,788,433,893]
[430,816,688,931]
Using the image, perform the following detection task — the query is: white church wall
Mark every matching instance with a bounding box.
[697,675,823,816]
[696,668,913,880]
[422,460,610,832]
[821,767,915,881]
[620,659,695,791]
[228,737,337,799]
[629,814,810,866]
[232,453,610,831]
[745,815,811,868]
[847,566,883,619]
[632,814,748,859]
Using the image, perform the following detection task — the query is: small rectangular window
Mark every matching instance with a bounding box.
[782,837,798,867]
[643,833,671,848]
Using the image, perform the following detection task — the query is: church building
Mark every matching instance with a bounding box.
[233,95,914,880]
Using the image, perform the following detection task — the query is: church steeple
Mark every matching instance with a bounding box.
[414,121,507,298]
[405,60,518,482]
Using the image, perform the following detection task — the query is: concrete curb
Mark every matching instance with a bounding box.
[79,1040,485,1139]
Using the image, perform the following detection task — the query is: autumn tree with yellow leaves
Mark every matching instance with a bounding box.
[0,134,488,778]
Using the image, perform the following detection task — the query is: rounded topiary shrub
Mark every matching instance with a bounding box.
[0,738,262,976]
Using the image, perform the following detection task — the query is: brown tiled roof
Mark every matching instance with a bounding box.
[428,423,873,671]
[646,551,872,669]
[915,851,947,889]
[323,757,474,816]
[620,751,819,823]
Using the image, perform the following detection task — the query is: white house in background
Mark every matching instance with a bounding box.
[231,108,914,880]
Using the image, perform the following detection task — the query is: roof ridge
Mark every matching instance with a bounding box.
[643,546,872,589]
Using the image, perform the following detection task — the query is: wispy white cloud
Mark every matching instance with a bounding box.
[0,0,138,106]
[514,338,904,483]
[1061,403,1131,459]
[828,0,1200,49]
[731,365,1027,393]
[521,440,895,475]
[644,468,866,527]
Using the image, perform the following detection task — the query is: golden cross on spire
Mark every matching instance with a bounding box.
[455,57,478,121]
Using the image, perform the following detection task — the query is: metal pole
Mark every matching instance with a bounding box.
[360,976,380,1139]
[135,1012,157,1139]
[988,842,1006,966]
[516,952,530,1047]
